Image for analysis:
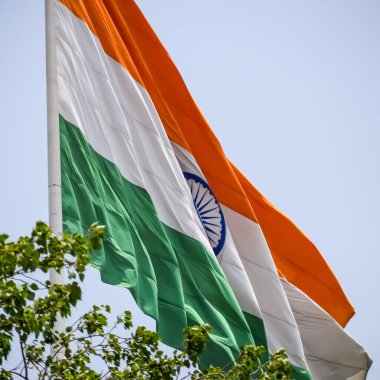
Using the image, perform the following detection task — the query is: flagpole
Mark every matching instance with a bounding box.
[45,0,65,339]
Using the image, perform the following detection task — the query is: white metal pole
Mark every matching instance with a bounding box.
[45,0,65,338]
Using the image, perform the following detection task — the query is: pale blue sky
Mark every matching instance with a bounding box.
[0,0,378,377]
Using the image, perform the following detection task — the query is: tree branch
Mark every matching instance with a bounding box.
[19,339,28,380]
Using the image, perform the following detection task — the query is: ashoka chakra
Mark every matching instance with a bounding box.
[183,172,226,256]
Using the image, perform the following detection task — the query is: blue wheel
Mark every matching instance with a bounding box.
[183,172,226,256]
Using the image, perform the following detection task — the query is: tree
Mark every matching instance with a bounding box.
[0,222,291,379]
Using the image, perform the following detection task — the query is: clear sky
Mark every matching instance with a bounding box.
[0,0,378,377]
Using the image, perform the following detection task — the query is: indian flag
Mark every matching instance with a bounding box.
[50,0,372,378]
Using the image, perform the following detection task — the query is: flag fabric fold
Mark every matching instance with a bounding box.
[56,0,371,378]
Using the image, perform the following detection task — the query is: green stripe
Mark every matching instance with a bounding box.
[243,312,268,359]
[291,365,312,380]
[60,115,255,367]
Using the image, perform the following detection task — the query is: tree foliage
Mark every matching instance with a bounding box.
[0,222,291,379]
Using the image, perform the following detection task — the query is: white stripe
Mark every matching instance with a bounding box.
[347,371,369,380]
[56,2,211,251]
[221,205,308,369]
[220,228,262,319]
[172,143,308,370]
[281,278,372,380]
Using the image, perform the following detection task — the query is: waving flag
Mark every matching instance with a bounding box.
[51,0,371,378]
